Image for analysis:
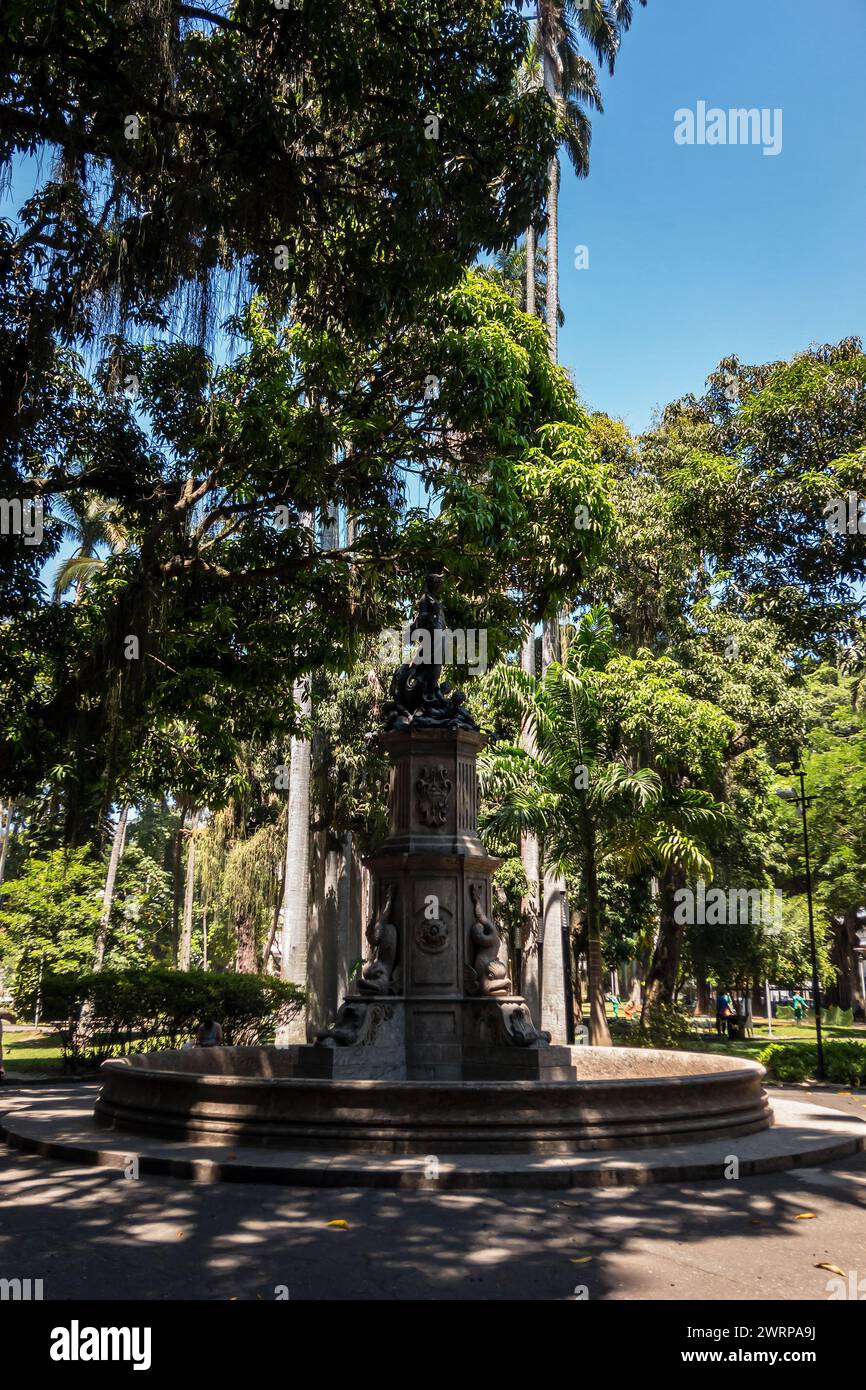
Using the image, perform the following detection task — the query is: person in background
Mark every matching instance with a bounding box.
[715,988,733,1037]
[195,1016,223,1048]
[791,991,806,1026]
[607,992,621,1020]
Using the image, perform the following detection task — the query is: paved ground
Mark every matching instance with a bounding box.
[1,1082,865,1301]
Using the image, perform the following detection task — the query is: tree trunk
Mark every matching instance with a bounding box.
[170,801,187,968]
[0,800,13,890]
[826,909,860,1010]
[234,914,258,973]
[540,613,571,1041]
[585,842,611,1045]
[92,803,129,971]
[278,677,312,1040]
[519,632,542,1024]
[545,152,559,363]
[525,225,536,317]
[75,801,129,1045]
[178,809,199,971]
[644,865,688,1013]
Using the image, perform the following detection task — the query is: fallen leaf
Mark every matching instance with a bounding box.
[570,1256,592,1264]
[327,1219,349,1229]
[176,1230,185,1237]
[816,1262,846,1277]
[793,1212,817,1220]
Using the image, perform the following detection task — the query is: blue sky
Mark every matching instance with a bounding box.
[558,0,866,431]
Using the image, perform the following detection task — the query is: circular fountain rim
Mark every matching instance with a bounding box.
[100,1045,766,1092]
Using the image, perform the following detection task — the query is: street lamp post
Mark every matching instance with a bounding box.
[778,768,825,1082]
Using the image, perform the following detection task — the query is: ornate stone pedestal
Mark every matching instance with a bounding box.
[315,726,550,1080]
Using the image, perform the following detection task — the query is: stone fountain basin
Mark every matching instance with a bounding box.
[94,1046,771,1154]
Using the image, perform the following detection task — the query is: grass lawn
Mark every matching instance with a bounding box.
[2,1028,66,1073]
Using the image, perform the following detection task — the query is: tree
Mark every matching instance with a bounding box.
[52,495,129,603]
[1,2,556,357]
[515,0,645,1031]
[0,843,170,1010]
[3,273,614,838]
[643,339,866,654]
[480,608,721,1043]
[530,0,645,360]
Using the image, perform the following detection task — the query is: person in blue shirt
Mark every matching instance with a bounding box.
[715,989,733,1037]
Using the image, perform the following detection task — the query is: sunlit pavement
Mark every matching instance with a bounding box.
[1,1083,865,1301]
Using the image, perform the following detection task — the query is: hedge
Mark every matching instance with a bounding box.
[42,966,305,1067]
[758,1040,866,1085]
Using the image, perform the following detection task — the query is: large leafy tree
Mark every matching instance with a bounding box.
[642,339,866,654]
[1,272,614,835]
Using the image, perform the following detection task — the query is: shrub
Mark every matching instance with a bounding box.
[635,1001,693,1050]
[758,1040,866,1085]
[42,966,305,1068]
[608,1016,639,1043]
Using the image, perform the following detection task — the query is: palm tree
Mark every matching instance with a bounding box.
[481,608,721,1043]
[524,2,647,353]
[52,493,129,601]
[481,243,563,325]
[517,3,645,1032]
[481,617,655,1043]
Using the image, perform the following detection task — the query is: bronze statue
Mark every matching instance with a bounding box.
[383,573,480,732]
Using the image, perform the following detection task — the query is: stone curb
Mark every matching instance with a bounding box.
[2,1096,864,1190]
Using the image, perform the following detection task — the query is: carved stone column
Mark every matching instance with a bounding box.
[314,726,553,1080]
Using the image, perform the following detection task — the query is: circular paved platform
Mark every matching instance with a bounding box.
[1,1087,864,1189]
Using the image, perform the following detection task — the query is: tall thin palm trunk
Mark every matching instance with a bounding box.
[93,803,129,971]
[278,676,312,1041]
[73,801,129,1045]
[545,152,559,362]
[525,225,536,317]
[540,613,569,1042]
[178,809,199,971]
[584,841,611,1045]
[519,633,542,1024]
[170,800,187,967]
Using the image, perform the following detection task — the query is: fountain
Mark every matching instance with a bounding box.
[94,579,771,1155]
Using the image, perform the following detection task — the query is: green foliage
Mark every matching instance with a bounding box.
[758,1040,866,1085]
[757,1043,814,1082]
[646,339,866,653]
[630,1002,692,1050]
[2,272,613,829]
[42,966,304,1067]
[0,844,170,1009]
